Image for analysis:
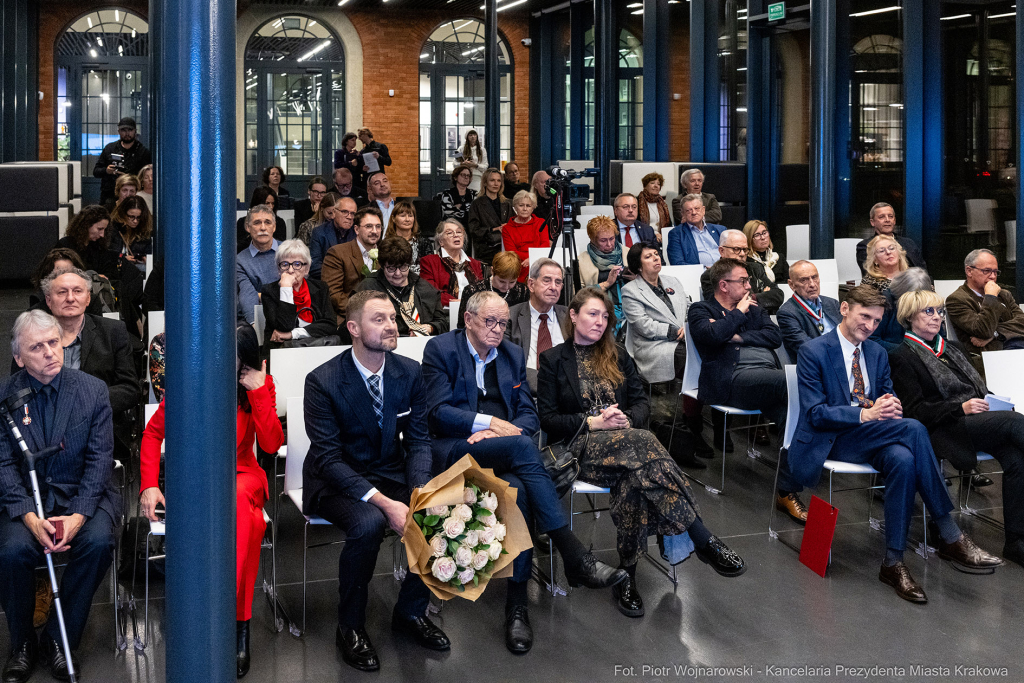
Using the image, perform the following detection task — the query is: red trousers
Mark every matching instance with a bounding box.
[236,471,267,621]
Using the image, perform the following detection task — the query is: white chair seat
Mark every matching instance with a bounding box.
[263,509,271,525]
[822,460,879,475]
[709,404,760,416]
[572,480,610,495]
[150,521,165,536]
[287,488,331,525]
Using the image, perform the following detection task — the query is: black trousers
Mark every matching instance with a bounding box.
[0,509,115,650]
[954,410,1024,540]
[315,479,430,629]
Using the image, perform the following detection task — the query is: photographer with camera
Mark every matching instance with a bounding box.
[91,117,152,208]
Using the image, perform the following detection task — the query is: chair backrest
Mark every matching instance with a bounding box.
[778,283,793,301]
[782,365,800,450]
[786,224,810,261]
[661,226,675,262]
[254,305,265,346]
[269,345,349,417]
[147,311,164,351]
[573,228,592,259]
[660,264,704,303]
[965,198,997,234]
[145,253,154,282]
[284,396,310,495]
[395,335,431,364]
[808,258,838,284]
[144,403,159,426]
[982,349,1024,411]
[834,238,862,283]
[934,279,962,302]
[578,204,614,216]
[103,311,120,321]
[529,246,566,268]
[449,302,461,331]
[681,321,701,395]
[1005,221,1017,263]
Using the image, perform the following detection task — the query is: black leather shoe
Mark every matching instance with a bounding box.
[1003,538,1024,567]
[937,534,1004,574]
[391,611,451,651]
[504,605,533,654]
[2,640,37,683]
[565,552,628,589]
[878,562,927,603]
[336,626,380,672]
[970,470,994,488]
[695,536,746,577]
[236,620,251,679]
[672,451,707,470]
[40,637,77,683]
[612,576,644,617]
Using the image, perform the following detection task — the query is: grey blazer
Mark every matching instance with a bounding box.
[621,274,689,383]
[504,301,569,393]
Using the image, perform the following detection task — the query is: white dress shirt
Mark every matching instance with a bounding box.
[836,328,870,405]
[527,303,564,370]
[357,239,376,271]
[376,198,396,228]
[616,219,641,247]
[466,336,499,433]
[351,352,386,502]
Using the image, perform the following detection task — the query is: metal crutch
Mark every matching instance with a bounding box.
[0,389,79,683]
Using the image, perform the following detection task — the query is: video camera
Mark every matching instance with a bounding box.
[543,166,598,235]
[110,153,126,173]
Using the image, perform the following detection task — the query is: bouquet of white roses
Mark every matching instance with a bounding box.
[403,455,532,601]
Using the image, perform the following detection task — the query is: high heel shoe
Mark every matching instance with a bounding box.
[236,620,251,679]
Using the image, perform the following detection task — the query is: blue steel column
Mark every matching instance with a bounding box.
[568,2,586,160]
[746,1,771,222]
[689,0,720,161]
[643,0,670,161]
[159,0,237,680]
[1017,4,1024,279]
[833,0,851,236]
[592,0,616,201]
[809,0,837,258]
[149,0,162,259]
[484,0,500,167]
[904,0,942,253]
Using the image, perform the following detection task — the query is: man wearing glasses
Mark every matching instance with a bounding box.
[665,194,724,267]
[777,260,842,360]
[946,248,1024,353]
[310,197,359,280]
[855,202,926,276]
[699,230,783,314]
[322,206,383,324]
[421,291,628,655]
[92,117,152,207]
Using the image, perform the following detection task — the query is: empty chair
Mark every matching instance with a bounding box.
[964,198,997,238]
[835,238,862,284]
[659,265,705,304]
[786,224,810,261]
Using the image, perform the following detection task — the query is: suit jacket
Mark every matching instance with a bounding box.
[308,221,356,280]
[0,369,119,522]
[621,274,689,383]
[302,350,432,513]
[293,198,315,229]
[467,194,511,260]
[686,297,782,406]
[260,278,340,345]
[699,259,784,313]
[421,330,539,463]
[856,234,926,275]
[945,283,1024,352]
[666,222,724,266]
[322,240,372,323]
[788,330,893,487]
[776,295,842,360]
[536,342,650,443]
[671,192,722,225]
[357,272,450,336]
[504,301,569,392]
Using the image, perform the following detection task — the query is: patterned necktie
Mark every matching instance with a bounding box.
[850,348,873,408]
[537,313,553,357]
[367,375,384,429]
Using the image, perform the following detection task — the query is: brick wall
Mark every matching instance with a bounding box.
[668,31,691,161]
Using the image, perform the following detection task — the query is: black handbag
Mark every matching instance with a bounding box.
[279,334,342,348]
[541,418,590,499]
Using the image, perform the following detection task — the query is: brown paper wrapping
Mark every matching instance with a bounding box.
[403,455,533,601]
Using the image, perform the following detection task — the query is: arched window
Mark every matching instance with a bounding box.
[56,9,149,203]
[244,15,345,198]
[418,19,514,197]
[851,35,903,166]
[565,28,643,161]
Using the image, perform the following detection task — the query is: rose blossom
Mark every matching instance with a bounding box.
[429,535,447,558]
[457,567,475,585]
[442,516,465,539]
[451,504,473,523]
[472,550,490,570]
[454,544,474,568]
[487,541,503,561]
[464,529,480,548]
[476,511,497,527]
[492,522,507,542]
[478,527,495,544]
[427,505,450,518]
[463,487,477,504]
[480,491,499,512]
[431,556,457,582]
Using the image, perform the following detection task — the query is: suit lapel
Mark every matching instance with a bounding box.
[559,345,582,408]
[518,306,532,351]
[380,354,404,453]
[825,334,850,397]
[455,332,479,412]
[48,371,76,448]
[638,281,673,321]
[10,372,46,452]
[79,316,96,370]
[496,346,513,416]
[339,353,382,447]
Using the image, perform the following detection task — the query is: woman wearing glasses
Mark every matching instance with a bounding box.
[108,195,153,270]
[419,219,483,308]
[861,234,908,293]
[743,220,788,285]
[261,239,341,349]
[889,288,1024,567]
[357,237,448,336]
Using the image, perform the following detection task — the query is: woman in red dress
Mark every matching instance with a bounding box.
[501,189,549,282]
[139,325,283,679]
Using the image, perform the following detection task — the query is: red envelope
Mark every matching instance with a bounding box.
[799,495,839,577]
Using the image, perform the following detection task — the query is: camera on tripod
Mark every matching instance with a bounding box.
[544,165,597,204]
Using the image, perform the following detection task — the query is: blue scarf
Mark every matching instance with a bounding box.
[587,242,625,332]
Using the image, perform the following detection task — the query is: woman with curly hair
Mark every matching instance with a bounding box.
[636,172,672,240]
[109,195,153,268]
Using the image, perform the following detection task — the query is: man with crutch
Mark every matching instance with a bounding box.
[0,311,120,682]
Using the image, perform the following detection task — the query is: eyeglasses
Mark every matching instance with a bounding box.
[876,245,900,255]
[723,246,749,255]
[278,261,308,271]
[309,189,325,197]
[441,230,461,238]
[723,277,751,286]
[337,210,356,217]
[968,266,1001,277]
[474,314,509,331]
[921,307,946,318]
[383,264,410,274]
[125,214,141,223]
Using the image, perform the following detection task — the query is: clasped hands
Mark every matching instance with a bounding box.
[23,511,85,554]
[589,404,629,431]
[860,393,902,423]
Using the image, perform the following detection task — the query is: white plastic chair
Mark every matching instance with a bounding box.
[934,279,962,302]
[102,312,120,321]
[268,345,348,417]
[529,246,567,269]
[578,204,614,216]
[661,226,675,263]
[1005,221,1016,263]
[834,238,862,284]
[395,335,430,364]
[449,301,461,331]
[660,265,704,303]
[254,305,265,346]
[786,224,810,261]
[964,198,997,238]
[808,258,838,285]
[982,349,1024,413]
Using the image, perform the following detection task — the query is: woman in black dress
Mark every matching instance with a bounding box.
[434,163,476,225]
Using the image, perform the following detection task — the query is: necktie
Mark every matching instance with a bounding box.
[624,228,634,248]
[367,375,384,429]
[39,385,56,442]
[850,348,873,408]
[537,313,553,357]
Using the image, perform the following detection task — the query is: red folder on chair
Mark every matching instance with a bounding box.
[799,495,839,578]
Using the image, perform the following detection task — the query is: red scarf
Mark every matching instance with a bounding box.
[293,279,313,323]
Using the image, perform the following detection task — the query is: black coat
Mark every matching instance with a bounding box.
[467,194,511,263]
[536,342,650,443]
[260,278,341,346]
[700,258,784,314]
[54,237,145,339]
[293,198,315,229]
[357,272,449,336]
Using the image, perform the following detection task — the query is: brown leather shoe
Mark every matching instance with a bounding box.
[32,577,52,629]
[775,492,808,524]
[878,562,927,603]
[937,534,1004,574]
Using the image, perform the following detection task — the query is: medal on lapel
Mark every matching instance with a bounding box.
[22,405,31,426]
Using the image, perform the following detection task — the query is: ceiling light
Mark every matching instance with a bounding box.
[863,107,878,111]
[479,0,527,10]
[889,103,903,108]
[631,9,643,14]
[849,6,900,17]
[338,0,349,5]
[989,12,1015,18]
[298,39,332,61]
[86,16,93,28]
[462,45,485,56]
[626,2,642,6]
[90,49,98,57]
[940,14,971,21]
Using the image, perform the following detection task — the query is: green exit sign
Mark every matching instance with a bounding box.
[768,2,785,21]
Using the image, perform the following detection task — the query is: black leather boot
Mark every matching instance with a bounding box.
[236,620,251,679]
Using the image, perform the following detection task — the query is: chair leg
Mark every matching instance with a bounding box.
[142,532,151,651]
[666,390,682,453]
[302,522,309,636]
[767,450,783,539]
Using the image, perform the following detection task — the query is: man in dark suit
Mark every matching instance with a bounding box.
[328,168,367,208]
[303,291,446,672]
[776,260,842,360]
[698,230,783,313]
[292,176,328,228]
[309,196,358,280]
[322,206,382,324]
[422,291,626,654]
[504,258,568,393]
[666,193,725,267]
[688,258,807,522]
[612,193,658,249]
[789,285,1003,603]
[0,311,119,682]
[855,202,926,276]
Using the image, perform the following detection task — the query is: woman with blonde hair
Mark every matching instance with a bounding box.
[743,220,787,283]
[862,234,909,292]
[296,191,338,245]
[501,190,549,282]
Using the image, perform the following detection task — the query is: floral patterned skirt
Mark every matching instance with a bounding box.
[578,428,700,567]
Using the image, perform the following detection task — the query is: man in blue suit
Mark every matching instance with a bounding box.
[303,290,447,672]
[0,311,119,683]
[308,196,358,280]
[776,260,842,360]
[666,193,724,266]
[789,285,1003,604]
[422,291,626,655]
